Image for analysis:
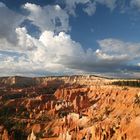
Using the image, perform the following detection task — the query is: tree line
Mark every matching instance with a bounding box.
[112,80,140,87]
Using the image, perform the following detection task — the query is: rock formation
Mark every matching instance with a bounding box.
[0,75,140,140]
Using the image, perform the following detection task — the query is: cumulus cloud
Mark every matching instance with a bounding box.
[0,2,140,78]
[83,2,96,16]
[0,2,24,44]
[98,39,140,59]
[0,2,5,7]
[60,0,117,16]
[96,39,140,73]
[1,27,140,77]
[96,0,117,11]
[0,29,83,76]
[62,0,89,15]
[23,3,70,32]
[15,27,37,51]
[0,27,37,52]
[130,0,140,9]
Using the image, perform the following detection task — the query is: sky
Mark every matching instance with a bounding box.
[0,0,140,78]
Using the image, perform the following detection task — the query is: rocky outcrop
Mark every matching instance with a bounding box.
[0,127,9,140]
[0,76,35,87]
[27,131,36,140]
[0,75,140,140]
[0,75,109,87]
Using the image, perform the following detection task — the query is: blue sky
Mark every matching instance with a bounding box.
[0,0,140,77]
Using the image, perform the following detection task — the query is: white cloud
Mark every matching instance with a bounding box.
[0,26,140,77]
[27,30,86,72]
[96,0,117,11]
[0,2,24,44]
[0,27,86,76]
[0,27,37,52]
[63,0,89,15]
[61,0,117,16]
[98,38,140,59]
[130,0,140,9]
[0,2,6,7]
[0,2,140,77]
[15,27,37,51]
[83,2,96,16]
[23,3,70,32]
[95,49,129,62]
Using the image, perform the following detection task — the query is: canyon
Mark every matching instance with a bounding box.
[0,75,140,140]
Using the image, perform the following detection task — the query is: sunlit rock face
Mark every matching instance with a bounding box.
[0,75,140,140]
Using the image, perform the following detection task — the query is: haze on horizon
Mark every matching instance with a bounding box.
[0,0,140,78]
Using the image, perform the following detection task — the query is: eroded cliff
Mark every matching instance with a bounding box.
[0,75,140,140]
